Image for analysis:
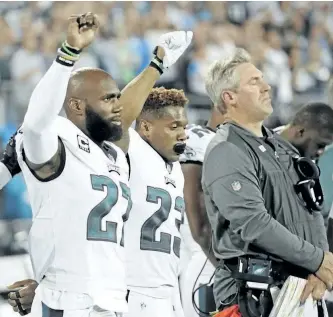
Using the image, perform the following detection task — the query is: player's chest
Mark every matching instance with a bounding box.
[130,167,184,223]
[69,141,129,181]
[132,157,182,189]
[132,165,183,196]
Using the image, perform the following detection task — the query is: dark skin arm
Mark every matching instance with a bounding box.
[31,48,163,172]
[24,13,99,180]
[25,140,64,180]
[114,48,165,153]
[181,163,218,268]
[7,279,38,315]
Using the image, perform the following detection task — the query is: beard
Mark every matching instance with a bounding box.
[85,105,123,144]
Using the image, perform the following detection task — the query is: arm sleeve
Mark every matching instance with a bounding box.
[22,61,73,164]
[204,142,324,273]
[312,211,329,251]
[0,162,12,189]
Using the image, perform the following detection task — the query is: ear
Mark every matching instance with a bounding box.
[68,98,85,115]
[296,127,305,138]
[221,90,237,107]
[139,120,152,138]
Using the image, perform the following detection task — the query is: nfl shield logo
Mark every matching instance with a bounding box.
[231,181,241,191]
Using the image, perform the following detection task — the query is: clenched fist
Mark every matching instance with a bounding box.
[66,12,100,50]
[7,279,38,316]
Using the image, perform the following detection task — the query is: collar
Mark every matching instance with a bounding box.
[141,137,174,173]
[220,121,301,156]
[206,126,217,133]
[220,121,272,138]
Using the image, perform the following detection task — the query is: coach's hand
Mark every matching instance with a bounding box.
[66,12,100,50]
[300,274,327,304]
[157,31,193,68]
[7,279,38,316]
[315,251,333,291]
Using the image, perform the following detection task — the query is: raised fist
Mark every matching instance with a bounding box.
[66,12,100,50]
[157,31,193,68]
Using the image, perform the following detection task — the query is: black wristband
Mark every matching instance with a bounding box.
[62,42,82,56]
[152,46,163,63]
[150,61,163,75]
[56,55,75,67]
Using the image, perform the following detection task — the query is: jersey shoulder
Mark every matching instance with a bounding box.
[272,125,286,135]
[180,124,215,164]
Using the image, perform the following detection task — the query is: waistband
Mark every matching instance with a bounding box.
[223,256,310,282]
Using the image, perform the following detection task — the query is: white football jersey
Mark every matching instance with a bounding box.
[273,125,285,134]
[125,128,184,298]
[180,124,216,164]
[179,124,216,254]
[15,116,130,312]
[179,124,216,317]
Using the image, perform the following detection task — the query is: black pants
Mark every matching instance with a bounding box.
[42,302,64,317]
[326,300,333,317]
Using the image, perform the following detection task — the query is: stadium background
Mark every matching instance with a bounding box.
[0,1,333,315]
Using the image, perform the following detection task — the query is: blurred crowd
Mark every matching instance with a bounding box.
[0,1,333,250]
[0,2,333,124]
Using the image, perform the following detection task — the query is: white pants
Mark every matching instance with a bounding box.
[173,286,185,317]
[269,276,329,317]
[179,251,215,317]
[31,287,121,317]
[124,290,184,317]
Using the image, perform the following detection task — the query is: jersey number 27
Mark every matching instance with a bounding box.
[86,174,132,246]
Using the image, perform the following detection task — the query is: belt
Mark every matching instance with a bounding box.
[223,257,310,284]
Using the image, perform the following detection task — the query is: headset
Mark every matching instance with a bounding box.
[293,156,324,212]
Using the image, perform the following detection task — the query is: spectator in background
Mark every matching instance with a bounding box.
[1,2,333,143]
[305,40,330,88]
[310,23,333,70]
[284,11,309,53]
[264,27,293,110]
[72,46,99,71]
[40,32,58,69]
[145,2,179,88]
[0,2,328,125]
[187,22,211,95]
[0,17,14,82]
[10,29,44,111]
[262,27,293,123]
[128,20,151,75]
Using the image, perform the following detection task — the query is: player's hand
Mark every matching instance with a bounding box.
[7,279,38,316]
[66,12,100,50]
[300,274,327,304]
[1,130,21,177]
[315,251,333,291]
[157,31,193,68]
